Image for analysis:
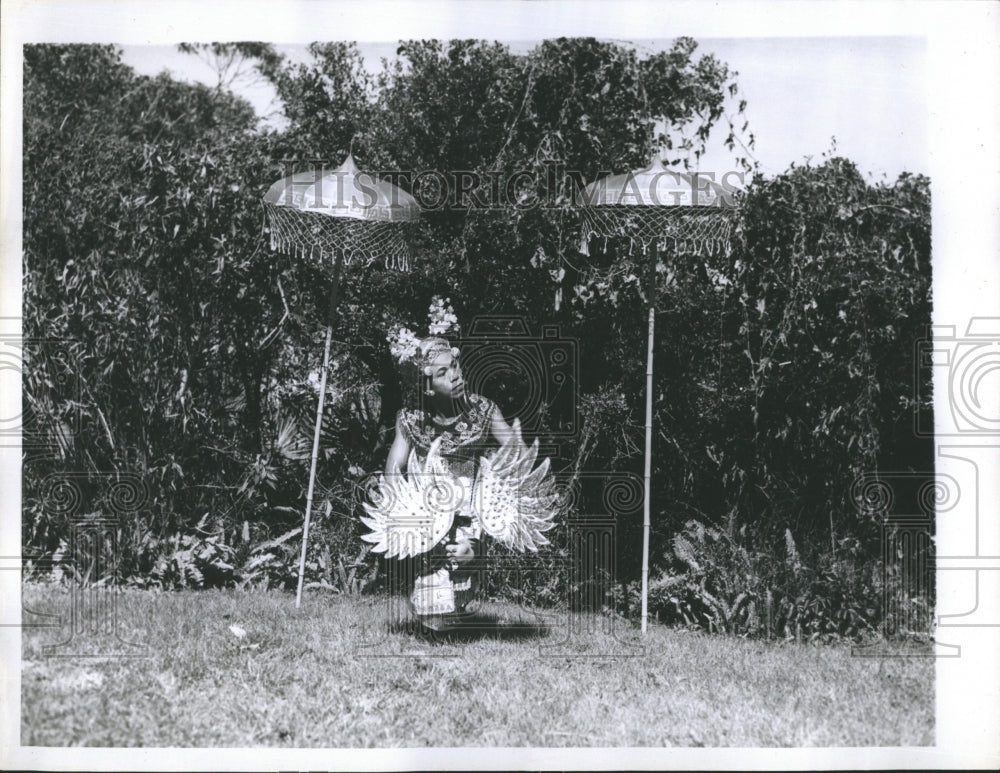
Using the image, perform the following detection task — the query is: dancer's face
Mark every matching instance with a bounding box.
[427,349,464,400]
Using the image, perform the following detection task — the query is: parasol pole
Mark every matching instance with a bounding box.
[641,241,657,634]
[296,248,345,608]
[576,143,737,634]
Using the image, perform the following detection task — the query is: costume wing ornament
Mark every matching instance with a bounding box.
[472,419,559,551]
[360,438,464,558]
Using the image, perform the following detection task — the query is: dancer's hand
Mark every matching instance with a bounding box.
[444,537,475,565]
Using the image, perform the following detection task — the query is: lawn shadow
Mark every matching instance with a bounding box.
[443,612,550,643]
[388,611,550,644]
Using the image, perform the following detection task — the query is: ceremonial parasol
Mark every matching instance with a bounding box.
[576,149,738,634]
[263,154,420,607]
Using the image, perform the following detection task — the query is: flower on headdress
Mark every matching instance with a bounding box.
[427,296,459,336]
[386,297,460,367]
[387,325,420,365]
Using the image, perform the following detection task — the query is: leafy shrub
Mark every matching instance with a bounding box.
[638,520,758,634]
[636,519,922,643]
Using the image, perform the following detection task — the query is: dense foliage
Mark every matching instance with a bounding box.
[22,42,931,641]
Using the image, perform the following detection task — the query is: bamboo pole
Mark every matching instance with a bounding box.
[296,249,344,608]
[641,242,657,634]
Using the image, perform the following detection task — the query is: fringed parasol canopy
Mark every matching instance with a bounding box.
[263,154,420,271]
[577,157,737,258]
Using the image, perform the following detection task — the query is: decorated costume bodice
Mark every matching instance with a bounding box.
[396,392,498,480]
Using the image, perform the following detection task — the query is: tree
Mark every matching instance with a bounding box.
[23,44,291,555]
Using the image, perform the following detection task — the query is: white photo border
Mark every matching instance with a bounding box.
[2,1,998,770]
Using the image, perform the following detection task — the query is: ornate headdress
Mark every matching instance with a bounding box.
[387,296,461,379]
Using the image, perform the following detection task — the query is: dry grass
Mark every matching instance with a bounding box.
[21,584,933,747]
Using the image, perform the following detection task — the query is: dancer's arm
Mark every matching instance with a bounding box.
[490,409,515,446]
[385,412,411,474]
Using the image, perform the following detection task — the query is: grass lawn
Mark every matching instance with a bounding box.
[20,584,933,747]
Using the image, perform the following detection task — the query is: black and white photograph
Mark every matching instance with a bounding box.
[2,1,999,769]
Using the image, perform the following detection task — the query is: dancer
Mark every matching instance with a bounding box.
[362,298,558,631]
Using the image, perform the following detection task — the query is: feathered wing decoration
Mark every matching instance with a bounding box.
[472,419,559,551]
[360,438,464,558]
